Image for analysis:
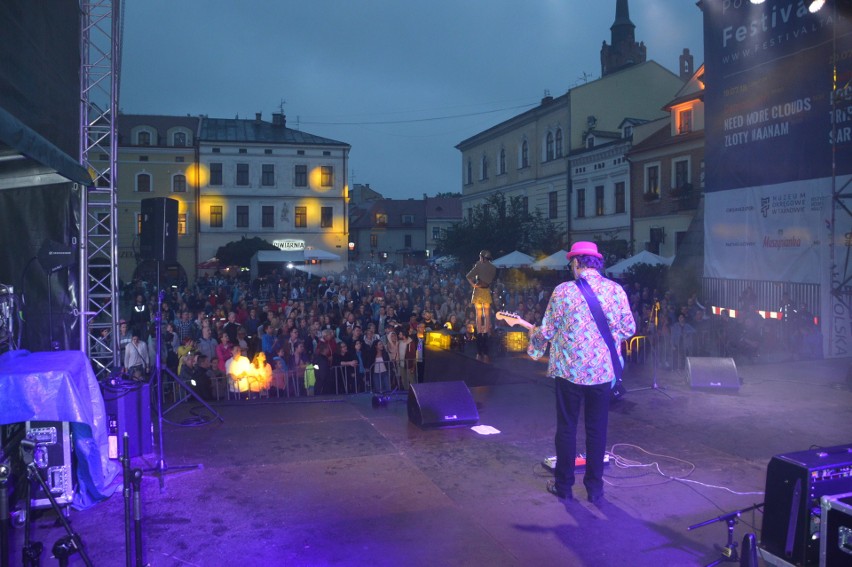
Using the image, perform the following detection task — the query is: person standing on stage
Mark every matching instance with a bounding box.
[527,242,635,503]
[466,250,497,362]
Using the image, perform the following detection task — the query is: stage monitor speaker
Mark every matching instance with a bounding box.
[139,197,178,263]
[760,443,852,566]
[686,357,739,391]
[407,381,479,428]
[37,239,76,273]
[104,383,152,458]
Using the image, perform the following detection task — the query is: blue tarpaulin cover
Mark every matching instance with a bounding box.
[0,349,119,508]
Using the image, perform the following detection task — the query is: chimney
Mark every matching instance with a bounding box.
[255,112,262,123]
[679,48,694,80]
[272,113,286,127]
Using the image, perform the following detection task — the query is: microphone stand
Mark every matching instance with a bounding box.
[688,503,763,567]
[628,302,672,399]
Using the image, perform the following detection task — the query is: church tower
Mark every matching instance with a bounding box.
[600,0,647,76]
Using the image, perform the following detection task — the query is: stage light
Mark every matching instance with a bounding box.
[749,0,765,4]
[809,0,826,12]
[504,331,529,352]
[425,330,451,349]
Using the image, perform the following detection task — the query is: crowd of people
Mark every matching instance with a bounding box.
[110,259,822,400]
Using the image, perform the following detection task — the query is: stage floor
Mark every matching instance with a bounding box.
[6,347,852,566]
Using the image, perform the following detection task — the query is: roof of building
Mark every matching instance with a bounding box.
[350,199,427,230]
[118,114,201,146]
[424,197,462,219]
[199,116,349,147]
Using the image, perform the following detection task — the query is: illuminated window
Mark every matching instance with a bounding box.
[295,165,307,187]
[236,205,249,228]
[137,213,143,235]
[172,174,186,193]
[178,213,186,235]
[678,109,693,134]
[236,163,249,186]
[261,164,275,186]
[375,213,388,225]
[321,166,333,187]
[321,206,333,228]
[209,163,222,186]
[595,186,604,216]
[262,206,274,228]
[295,206,307,228]
[210,206,223,228]
[136,173,151,192]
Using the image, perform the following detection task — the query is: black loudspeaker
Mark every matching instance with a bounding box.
[37,239,76,273]
[407,381,479,428]
[759,444,852,566]
[686,357,739,391]
[104,383,152,458]
[139,197,178,263]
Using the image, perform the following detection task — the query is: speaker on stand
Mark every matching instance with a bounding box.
[139,198,178,264]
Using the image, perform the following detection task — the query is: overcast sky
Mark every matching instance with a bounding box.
[120,0,705,200]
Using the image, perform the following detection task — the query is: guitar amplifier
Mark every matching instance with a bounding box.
[760,443,852,566]
[24,421,75,508]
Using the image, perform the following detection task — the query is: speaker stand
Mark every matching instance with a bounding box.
[627,334,672,400]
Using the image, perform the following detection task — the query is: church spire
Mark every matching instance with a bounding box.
[600,0,646,77]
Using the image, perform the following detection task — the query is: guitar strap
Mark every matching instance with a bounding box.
[575,277,622,382]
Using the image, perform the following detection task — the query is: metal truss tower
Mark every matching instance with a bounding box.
[80,0,122,379]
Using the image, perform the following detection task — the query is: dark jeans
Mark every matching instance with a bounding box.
[553,378,611,498]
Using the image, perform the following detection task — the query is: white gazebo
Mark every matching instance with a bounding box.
[606,250,673,277]
[492,250,534,268]
[532,250,570,271]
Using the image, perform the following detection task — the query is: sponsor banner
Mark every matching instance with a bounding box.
[703,0,852,191]
[704,179,831,282]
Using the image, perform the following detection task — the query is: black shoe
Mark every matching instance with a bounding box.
[587,491,604,504]
[546,481,571,500]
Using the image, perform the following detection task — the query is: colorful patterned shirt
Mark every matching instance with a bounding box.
[528,270,635,385]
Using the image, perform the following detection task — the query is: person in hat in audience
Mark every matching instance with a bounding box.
[466,249,497,362]
[526,241,635,504]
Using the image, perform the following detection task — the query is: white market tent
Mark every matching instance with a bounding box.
[606,250,673,277]
[532,250,570,271]
[492,250,534,268]
[250,249,342,278]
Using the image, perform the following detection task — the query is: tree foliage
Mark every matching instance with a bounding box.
[434,193,563,264]
[216,236,278,268]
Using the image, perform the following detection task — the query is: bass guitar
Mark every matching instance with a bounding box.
[495,311,534,330]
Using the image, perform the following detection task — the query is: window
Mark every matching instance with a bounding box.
[674,159,690,189]
[139,156,148,162]
[172,174,186,193]
[209,163,222,186]
[546,132,554,161]
[236,163,249,186]
[521,141,529,168]
[678,109,693,134]
[295,165,307,187]
[375,213,388,225]
[586,136,595,149]
[432,227,440,239]
[595,186,604,216]
[297,150,305,155]
[323,151,331,156]
[370,234,378,248]
[548,191,558,219]
[480,155,488,180]
[173,132,187,147]
[236,206,249,228]
[295,206,307,228]
[238,148,247,154]
[262,206,274,228]
[555,128,563,157]
[137,214,143,235]
[137,131,151,146]
[401,214,414,225]
[136,173,151,192]
[577,189,586,218]
[499,149,506,175]
[466,159,472,185]
[261,164,275,186]
[321,207,333,228]
[321,166,333,187]
[178,213,187,235]
[522,196,528,213]
[210,206,223,228]
[615,182,626,213]
[264,149,272,155]
[175,156,184,163]
[212,147,220,153]
[404,234,412,248]
[646,165,660,197]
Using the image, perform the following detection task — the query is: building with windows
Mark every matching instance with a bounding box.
[628,62,705,258]
[456,0,689,253]
[349,199,425,265]
[197,112,350,274]
[424,196,462,259]
[114,114,200,283]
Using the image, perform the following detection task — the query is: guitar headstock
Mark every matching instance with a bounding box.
[496,311,528,328]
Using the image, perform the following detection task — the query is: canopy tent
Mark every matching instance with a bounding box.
[429,255,459,268]
[304,249,341,261]
[606,250,673,277]
[250,248,342,278]
[492,250,534,268]
[532,250,570,271]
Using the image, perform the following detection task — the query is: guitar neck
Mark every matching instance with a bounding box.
[495,311,534,330]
